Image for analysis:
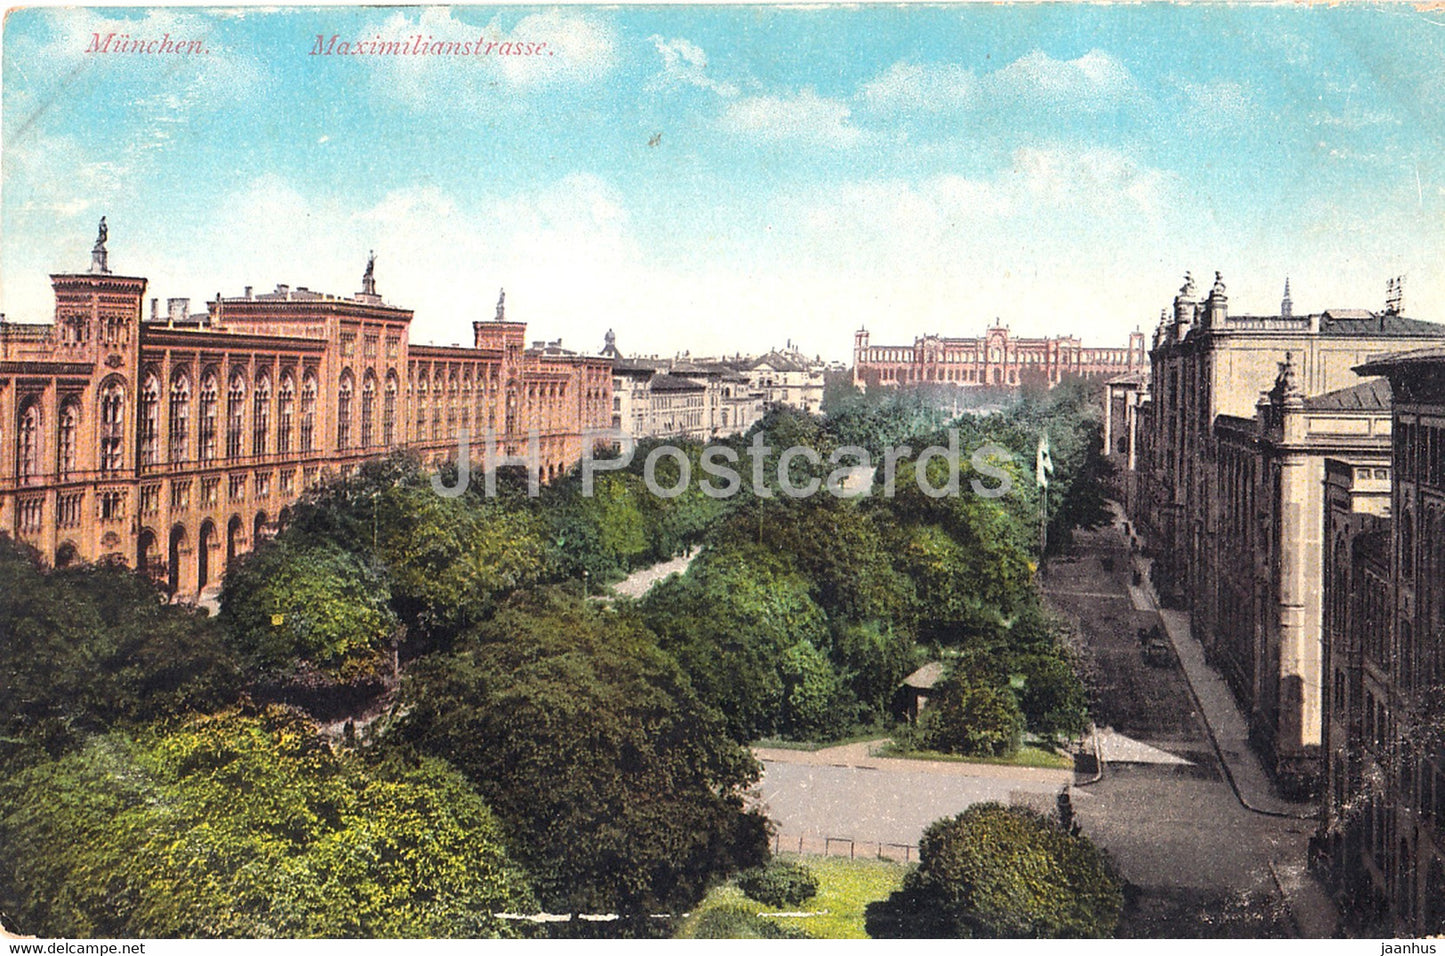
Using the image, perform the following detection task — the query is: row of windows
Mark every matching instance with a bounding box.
[1396,421,1445,489]
[11,361,607,481]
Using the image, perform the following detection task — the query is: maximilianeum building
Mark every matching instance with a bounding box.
[851,323,1146,391]
[0,224,612,600]
[1320,346,1445,935]
[1121,271,1445,797]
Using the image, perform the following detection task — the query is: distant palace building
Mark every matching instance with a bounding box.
[0,222,612,599]
[1116,271,1445,795]
[851,323,1146,392]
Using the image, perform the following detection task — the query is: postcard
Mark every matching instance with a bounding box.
[2,2,1441,943]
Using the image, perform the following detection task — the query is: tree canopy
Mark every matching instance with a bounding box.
[0,708,533,938]
[868,803,1122,938]
[392,589,769,916]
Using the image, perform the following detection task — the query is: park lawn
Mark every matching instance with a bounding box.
[679,855,907,939]
[871,742,1073,770]
[751,731,889,752]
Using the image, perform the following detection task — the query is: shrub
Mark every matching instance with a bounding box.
[920,672,1025,758]
[867,803,1122,938]
[736,859,819,908]
[688,905,811,939]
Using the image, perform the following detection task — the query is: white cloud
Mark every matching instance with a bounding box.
[499,10,615,87]
[648,35,739,97]
[362,8,615,109]
[988,49,1138,111]
[1009,145,1175,217]
[721,89,862,147]
[857,61,979,113]
[1177,79,1255,124]
[1311,107,1399,130]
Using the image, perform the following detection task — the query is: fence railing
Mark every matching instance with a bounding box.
[772,832,918,864]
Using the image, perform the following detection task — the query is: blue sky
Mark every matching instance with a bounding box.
[4,4,1445,361]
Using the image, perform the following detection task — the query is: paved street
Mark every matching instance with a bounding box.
[748,509,1339,936]
[1045,514,1331,937]
[756,742,1070,848]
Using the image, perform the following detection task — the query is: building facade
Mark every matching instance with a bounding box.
[740,349,826,415]
[1318,346,1445,935]
[1126,271,1445,795]
[852,323,1146,392]
[606,335,825,442]
[1209,370,1393,790]
[0,227,612,599]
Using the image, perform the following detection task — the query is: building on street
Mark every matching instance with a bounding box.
[1122,271,1445,796]
[1319,346,1445,935]
[0,224,613,599]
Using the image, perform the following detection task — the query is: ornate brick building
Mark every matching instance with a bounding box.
[0,224,612,599]
[852,323,1146,391]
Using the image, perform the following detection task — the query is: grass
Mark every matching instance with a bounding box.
[678,855,907,940]
[751,730,888,752]
[870,742,1074,770]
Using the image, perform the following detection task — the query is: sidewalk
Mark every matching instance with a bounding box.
[754,738,1074,785]
[1117,522,1308,818]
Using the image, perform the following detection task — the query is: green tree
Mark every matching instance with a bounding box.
[919,671,1025,759]
[867,803,1122,938]
[780,639,853,739]
[0,535,238,767]
[220,537,399,685]
[1015,651,1089,744]
[0,708,534,938]
[394,589,768,918]
[830,618,917,717]
[643,543,829,741]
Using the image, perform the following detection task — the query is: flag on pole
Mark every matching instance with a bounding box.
[1036,432,1054,488]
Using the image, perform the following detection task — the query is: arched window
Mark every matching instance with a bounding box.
[18,400,42,479]
[337,371,354,449]
[361,372,376,448]
[99,381,125,473]
[139,374,160,466]
[58,401,78,476]
[447,371,459,434]
[226,372,246,459]
[383,373,398,446]
[432,371,443,440]
[277,373,295,452]
[253,372,271,456]
[416,373,429,440]
[1402,505,1416,581]
[169,371,191,462]
[199,372,219,461]
[299,373,317,452]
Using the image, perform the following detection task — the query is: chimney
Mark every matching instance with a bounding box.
[244,286,253,299]
[150,298,160,322]
[276,284,289,297]
[167,297,189,324]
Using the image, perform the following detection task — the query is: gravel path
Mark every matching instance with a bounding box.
[610,547,699,599]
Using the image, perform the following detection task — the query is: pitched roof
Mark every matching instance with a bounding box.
[649,373,706,392]
[1303,377,1392,411]
[750,350,808,372]
[1318,312,1445,337]
[1355,344,1445,376]
[901,661,945,689]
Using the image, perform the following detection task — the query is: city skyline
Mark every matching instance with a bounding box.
[5,4,1445,362]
